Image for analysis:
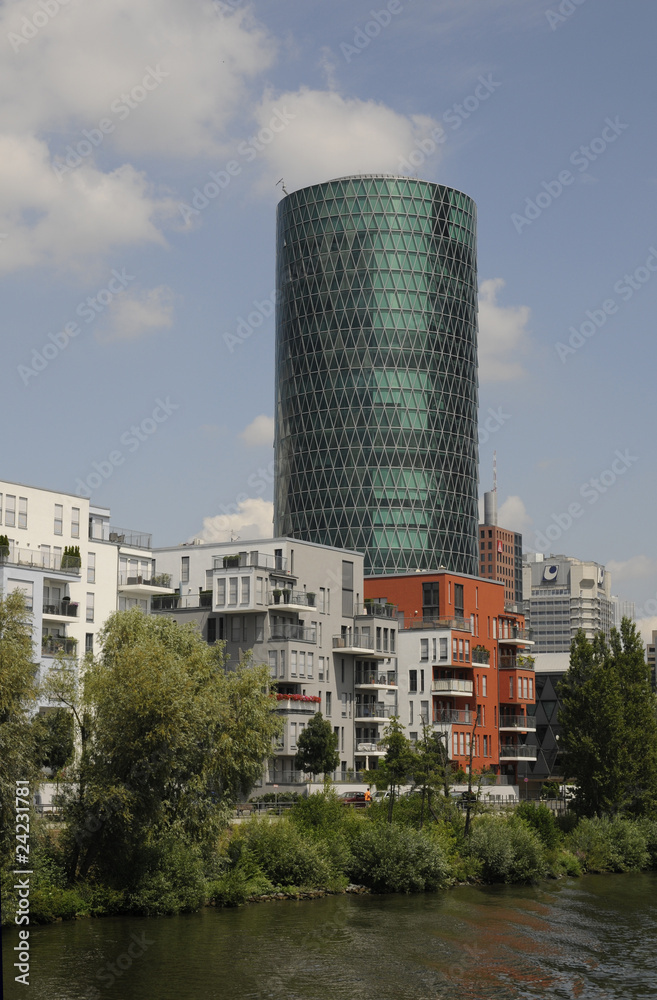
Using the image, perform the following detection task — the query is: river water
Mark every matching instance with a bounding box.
[3,873,656,999]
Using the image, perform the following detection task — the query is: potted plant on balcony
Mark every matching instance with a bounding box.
[0,534,9,562]
[60,546,81,569]
[272,589,282,604]
[222,554,240,568]
[282,590,291,604]
[306,592,316,606]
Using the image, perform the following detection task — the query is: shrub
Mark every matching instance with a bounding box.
[127,837,206,915]
[230,817,343,889]
[466,816,547,883]
[348,822,452,893]
[289,791,345,834]
[208,852,273,907]
[568,817,649,873]
[516,802,560,850]
[638,819,657,868]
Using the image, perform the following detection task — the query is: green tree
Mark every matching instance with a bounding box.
[412,726,451,827]
[293,712,339,780]
[0,592,39,864]
[378,717,416,822]
[48,608,282,882]
[558,620,657,818]
[32,708,75,772]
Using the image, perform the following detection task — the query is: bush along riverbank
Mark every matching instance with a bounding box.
[3,794,657,924]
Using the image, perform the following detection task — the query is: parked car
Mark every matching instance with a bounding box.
[339,790,368,807]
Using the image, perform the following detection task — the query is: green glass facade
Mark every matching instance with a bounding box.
[274,175,479,576]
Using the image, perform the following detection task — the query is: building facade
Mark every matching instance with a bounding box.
[152,537,399,787]
[274,174,480,577]
[522,553,613,653]
[479,489,523,604]
[365,571,536,784]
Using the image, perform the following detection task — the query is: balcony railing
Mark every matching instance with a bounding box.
[472,649,490,665]
[355,671,398,687]
[42,637,77,656]
[499,745,537,758]
[433,709,476,725]
[109,527,152,549]
[269,591,316,608]
[42,601,79,618]
[355,602,398,619]
[499,627,533,643]
[333,632,375,651]
[355,741,386,753]
[499,655,535,671]
[214,551,290,573]
[499,715,536,730]
[270,624,317,643]
[403,616,472,633]
[431,678,474,696]
[354,705,394,720]
[0,548,81,575]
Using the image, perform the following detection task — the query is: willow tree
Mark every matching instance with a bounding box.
[558,619,657,818]
[50,608,282,881]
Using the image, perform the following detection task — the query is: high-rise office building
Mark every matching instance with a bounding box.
[479,490,523,605]
[274,174,479,576]
[522,553,613,653]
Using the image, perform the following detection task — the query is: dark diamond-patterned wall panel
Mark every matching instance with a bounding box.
[274,175,479,576]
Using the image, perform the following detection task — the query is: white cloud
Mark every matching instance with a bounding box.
[196,497,273,543]
[0,134,175,274]
[478,278,531,383]
[98,284,174,342]
[497,495,532,534]
[635,616,657,646]
[239,415,274,448]
[253,87,443,191]
[0,0,274,159]
[606,555,657,583]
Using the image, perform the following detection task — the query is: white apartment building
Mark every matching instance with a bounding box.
[522,552,613,653]
[152,537,399,787]
[0,479,170,705]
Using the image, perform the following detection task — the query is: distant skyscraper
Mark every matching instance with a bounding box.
[479,488,523,604]
[274,174,479,575]
[522,553,613,652]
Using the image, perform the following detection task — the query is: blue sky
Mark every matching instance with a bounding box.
[3,0,657,632]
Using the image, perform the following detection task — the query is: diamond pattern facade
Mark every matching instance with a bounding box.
[274,175,479,576]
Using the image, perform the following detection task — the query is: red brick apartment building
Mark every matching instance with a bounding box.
[364,571,536,782]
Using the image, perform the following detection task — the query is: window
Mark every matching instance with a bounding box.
[290,650,297,676]
[523,677,528,700]
[409,701,413,724]
[482,675,487,697]
[420,669,425,693]
[325,691,332,716]
[240,577,250,605]
[440,637,447,660]
[307,652,314,677]
[454,583,464,618]
[71,507,80,538]
[342,560,354,617]
[383,628,389,653]
[5,495,16,528]
[341,693,347,717]
[207,618,217,644]
[453,733,458,756]
[420,638,428,661]
[465,640,470,662]
[228,578,238,604]
[299,651,305,676]
[458,639,464,662]
[217,579,226,605]
[420,700,429,725]
[269,650,278,678]
[18,497,27,529]
[256,577,263,604]
[85,633,93,654]
[87,553,95,584]
[376,626,382,651]
[459,732,465,756]
[279,650,285,678]
[181,556,189,584]
[422,582,439,617]
[86,592,94,622]
[409,669,417,693]
[319,588,326,613]
[529,678,534,700]
[318,655,324,680]
[290,722,297,749]
[341,727,345,752]
[509,676,514,699]
[390,630,395,653]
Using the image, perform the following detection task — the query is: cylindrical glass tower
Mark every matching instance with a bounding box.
[274,174,479,576]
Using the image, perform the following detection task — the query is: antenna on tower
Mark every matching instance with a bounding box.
[276,178,288,195]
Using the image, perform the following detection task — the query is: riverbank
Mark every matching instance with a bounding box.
[2,795,656,925]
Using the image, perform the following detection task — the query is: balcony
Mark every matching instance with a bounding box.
[333,632,379,657]
[118,574,174,597]
[472,649,490,666]
[431,678,474,697]
[269,590,316,612]
[42,601,79,620]
[275,694,320,715]
[41,637,77,656]
[433,709,476,726]
[354,741,386,755]
[498,627,534,646]
[499,655,535,671]
[109,527,152,549]
[403,616,472,633]
[499,715,536,732]
[270,624,317,644]
[499,744,537,761]
[354,705,394,723]
[354,602,398,619]
[214,551,294,575]
[355,670,398,690]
